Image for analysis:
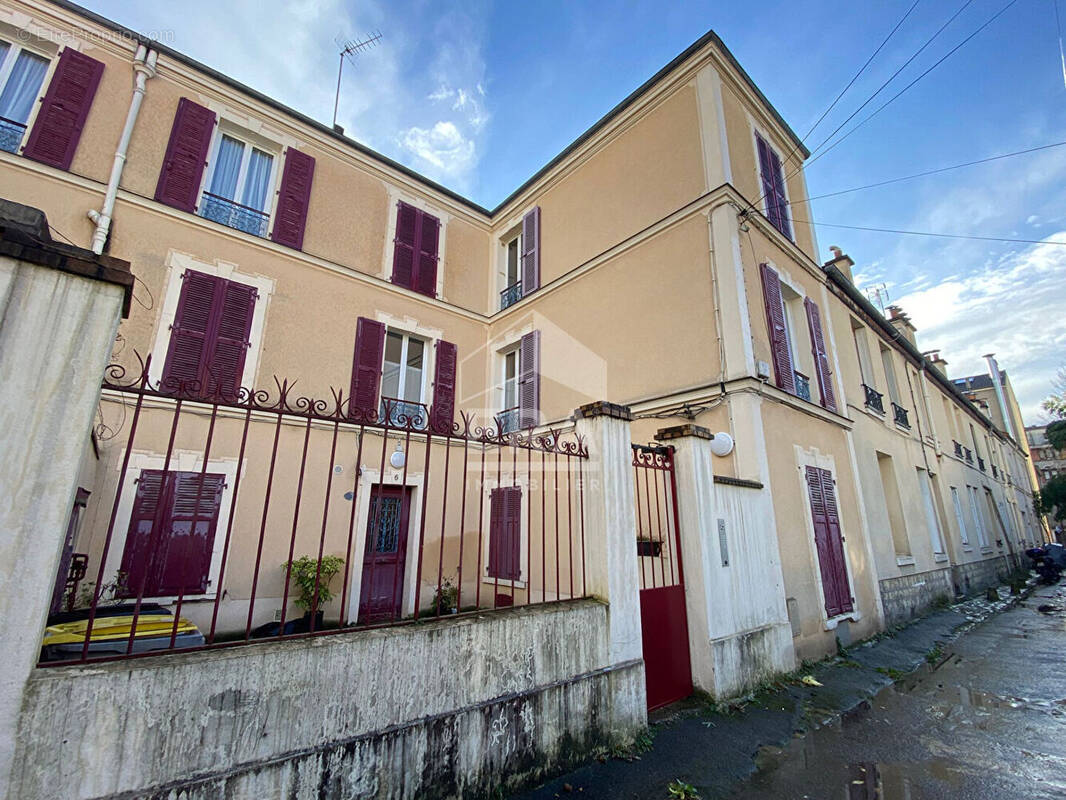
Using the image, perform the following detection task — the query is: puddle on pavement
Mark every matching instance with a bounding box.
[732,658,1063,799]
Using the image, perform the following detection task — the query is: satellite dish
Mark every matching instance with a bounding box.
[710,432,734,457]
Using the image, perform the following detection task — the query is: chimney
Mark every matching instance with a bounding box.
[924,349,948,378]
[885,305,917,347]
[984,353,1016,440]
[824,246,855,283]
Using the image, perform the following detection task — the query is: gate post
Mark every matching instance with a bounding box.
[657,423,795,699]
[0,202,132,797]
[573,402,646,719]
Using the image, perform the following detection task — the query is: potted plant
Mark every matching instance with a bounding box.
[432,575,459,615]
[282,555,344,631]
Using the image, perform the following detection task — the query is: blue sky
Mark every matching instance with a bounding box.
[82,0,1066,423]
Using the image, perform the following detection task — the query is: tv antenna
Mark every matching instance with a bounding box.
[332,31,382,129]
[864,283,890,315]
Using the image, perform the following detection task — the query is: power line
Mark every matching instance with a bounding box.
[788,216,1066,246]
[792,140,1066,205]
[805,0,973,161]
[804,0,1021,170]
[798,0,923,152]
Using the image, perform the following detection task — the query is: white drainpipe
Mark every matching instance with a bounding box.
[984,353,1016,441]
[88,44,157,254]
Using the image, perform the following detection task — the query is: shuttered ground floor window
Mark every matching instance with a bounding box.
[804,465,853,618]
[118,469,225,598]
[487,486,522,581]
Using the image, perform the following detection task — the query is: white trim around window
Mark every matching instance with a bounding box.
[148,250,275,389]
[0,30,56,153]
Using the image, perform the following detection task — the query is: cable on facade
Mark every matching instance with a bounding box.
[787,216,1066,246]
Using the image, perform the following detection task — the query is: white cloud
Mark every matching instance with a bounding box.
[400,121,476,175]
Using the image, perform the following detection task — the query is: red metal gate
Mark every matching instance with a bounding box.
[632,443,692,710]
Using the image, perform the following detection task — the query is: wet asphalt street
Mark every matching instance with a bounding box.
[734,583,1066,799]
[513,583,1066,800]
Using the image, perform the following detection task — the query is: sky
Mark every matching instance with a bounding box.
[79,0,1066,424]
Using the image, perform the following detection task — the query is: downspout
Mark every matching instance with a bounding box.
[88,45,157,254]
[983,353,1016,442]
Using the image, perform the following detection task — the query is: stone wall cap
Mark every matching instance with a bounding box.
[0,199,134,317]
[655,424,713,441]
[575,401,633,421]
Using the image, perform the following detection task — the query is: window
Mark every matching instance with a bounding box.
[391,201,440,297]
[118,469,225,598]
[878,452,910,556]
[161,269,257,399]
[487,486,522,580]
[380,331,426,425]
[755,132,792,240]
[0,38,48,153]
[880,346,900,405]
[498,207,540,310]
[950,486,970,546]
[200,132,276,237]
[967,485,989,547]
[917,469,946,555]
[498,348,520,433]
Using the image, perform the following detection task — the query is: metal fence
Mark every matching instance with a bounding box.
[41,353,589,666]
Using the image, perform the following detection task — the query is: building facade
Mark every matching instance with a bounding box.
[0,0,1044,696]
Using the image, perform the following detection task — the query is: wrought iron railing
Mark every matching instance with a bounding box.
[199,192,270,237]
[500,281,522,310]
[953,440,964,458]
[42,352,589,667]
[0,116,26,154]
[891,402,910,429]
[977,456,986,472]
[964,447,974,464]
[992,464,999,479]
[496,405,520,434]
[862,383,884,414]
[794,372,811,402]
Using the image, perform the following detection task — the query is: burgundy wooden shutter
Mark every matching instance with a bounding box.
[204,280,256,399]
[391,202,418,290]
[518,330,540,429]
[119,469,167,598]
[162,270,221,395]
[756,134,792,239]
[349,317,385,420]
[270,148,315,250]
[759,263,795,394]
[803,297,837,412]
[154,471,224,596]
[756,135,777,222]
[819,469,852,614]
[154,98,216,212]
[488,486,521,580]
[415,210,440,297]
[22,49,104,170]
[521,206,541,295]
[430,339,457,434]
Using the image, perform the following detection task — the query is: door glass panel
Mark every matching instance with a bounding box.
[241,147,273,211]
[0,49,48,124]
[369,496,401,553]
[506,236,520,286]
[209,134,244,200]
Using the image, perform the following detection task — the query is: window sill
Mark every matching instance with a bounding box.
[979,546,995,555]
[895,555,916,567]
[481,576,527,589]
[933,553,950,563]
[823,609,861,631]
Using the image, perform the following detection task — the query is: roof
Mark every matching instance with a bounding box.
[952,372,1006,392]
[50,0,809,217]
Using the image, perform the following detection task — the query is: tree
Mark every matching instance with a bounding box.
[1041,367,1066,421]
[1036,475,1066,522]
[1048,420,1066,452]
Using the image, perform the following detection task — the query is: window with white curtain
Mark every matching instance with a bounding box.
[0,38,50,154]
[379,330,426,426]
[199,130,276,237]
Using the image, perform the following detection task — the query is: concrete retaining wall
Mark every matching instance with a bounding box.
[11,600,644,799]
[878,567,954,628]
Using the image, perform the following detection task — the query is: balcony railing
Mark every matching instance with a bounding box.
[964,447,974,464]
[379,397,429,429]
[953,440,964,458]
[199,192,270,238]
[495,406,520,434]
[891,402,910,429]
[500,281,522,310]
[977,456,986,472]
[0,116,27,154]
[794,371,811,403]
[862,383,884,414]
[992,464,999,479]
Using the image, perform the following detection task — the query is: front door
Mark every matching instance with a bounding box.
[358,485,412,623]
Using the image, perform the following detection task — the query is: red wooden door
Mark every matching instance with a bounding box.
[358,485,412,623]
